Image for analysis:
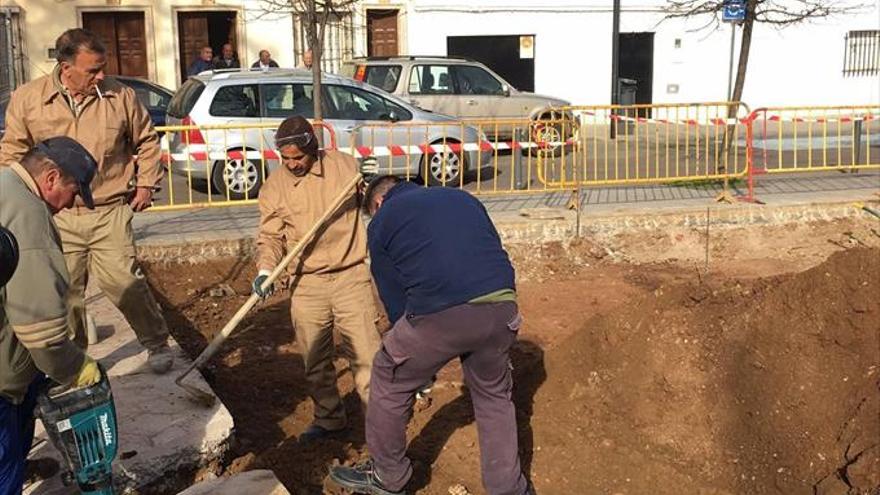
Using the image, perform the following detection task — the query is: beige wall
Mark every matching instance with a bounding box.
[16,0,296,90]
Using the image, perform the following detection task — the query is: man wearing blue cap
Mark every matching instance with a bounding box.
[0,137,104,494]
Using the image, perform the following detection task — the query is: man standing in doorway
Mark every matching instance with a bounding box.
[187,46,214,76]
[0,28,174,373]
[213,43,240,70]
[330,176,533,495]
[253,116,381,442]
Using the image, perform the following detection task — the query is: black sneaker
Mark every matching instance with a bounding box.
[329,459,404,495]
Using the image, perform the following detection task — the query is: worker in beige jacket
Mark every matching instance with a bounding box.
[0,29,172,373]
[253,116,381,443]
[0,137,103,494]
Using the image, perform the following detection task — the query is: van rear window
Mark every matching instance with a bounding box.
[358,65,402,93]
[167,79,205,118]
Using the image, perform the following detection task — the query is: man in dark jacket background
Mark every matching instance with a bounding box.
[212,43,240,70]
[251,50,279,70]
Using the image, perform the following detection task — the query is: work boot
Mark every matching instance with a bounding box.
[148,344,174,374]
[298,424,347,443]
[329,459,404,495]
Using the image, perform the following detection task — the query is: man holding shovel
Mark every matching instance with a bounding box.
[253,116,381,442]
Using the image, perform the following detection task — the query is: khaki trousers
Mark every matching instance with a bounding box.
[289,262,381,430]
[55,204,169,351]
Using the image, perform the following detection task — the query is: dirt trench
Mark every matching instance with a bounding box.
[144,217,880,495]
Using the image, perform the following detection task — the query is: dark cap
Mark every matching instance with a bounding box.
[35,137,97,209]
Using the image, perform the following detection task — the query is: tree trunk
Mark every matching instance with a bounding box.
[731,0,756,105]
[720,0,756,173]
[308,0,322,122]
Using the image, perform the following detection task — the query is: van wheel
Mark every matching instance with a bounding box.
[211,156,264,201]
[422,141,466,187]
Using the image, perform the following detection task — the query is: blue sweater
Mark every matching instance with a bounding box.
[367,182,515,323]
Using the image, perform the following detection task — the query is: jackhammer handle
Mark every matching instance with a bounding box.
[176,172,363,383]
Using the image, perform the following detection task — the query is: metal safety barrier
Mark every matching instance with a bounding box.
[350,118,577,196]
[149,102,877,211]
[543,102,752,187]
[741,105,878,202]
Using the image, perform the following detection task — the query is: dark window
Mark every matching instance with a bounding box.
[324,85,412,121]
[209,84,260,117]
[122,79,172,110]
[167,79,205,118]
[262,83,315,119]
[843,30,880,77]
[363,65,402,92]
[453,65,504,96]
[408,65,453,95]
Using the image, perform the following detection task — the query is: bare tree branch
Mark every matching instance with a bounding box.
[661,0,866,110]
[256,0,359,137]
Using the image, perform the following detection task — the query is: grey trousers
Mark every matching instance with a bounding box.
[366,301,528,495]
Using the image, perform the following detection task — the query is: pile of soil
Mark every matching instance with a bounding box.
[144,246,879,494]
[530,247,879,494]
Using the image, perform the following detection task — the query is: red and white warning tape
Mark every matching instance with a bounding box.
[159,139,578,163]
[576,110,875,126]
[763,114,875,124]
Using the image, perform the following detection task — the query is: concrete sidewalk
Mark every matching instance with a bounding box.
[133,173,879,260]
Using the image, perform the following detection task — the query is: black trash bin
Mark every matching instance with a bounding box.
[618,78,638,106]
[613,78,638,136]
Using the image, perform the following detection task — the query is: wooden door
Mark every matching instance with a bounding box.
[367,10,398,57]
[82,12,147,78]
[116,13,148,77]
[82,13,120,75]
[178,12,210,81]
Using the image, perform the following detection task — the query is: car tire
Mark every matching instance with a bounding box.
[211,154,265,201]
[422,141,466,187]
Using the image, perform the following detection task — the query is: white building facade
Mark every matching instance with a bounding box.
[399,0,880,108]
[6,0,879,108]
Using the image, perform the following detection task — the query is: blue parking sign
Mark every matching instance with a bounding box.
[723,0,746,22]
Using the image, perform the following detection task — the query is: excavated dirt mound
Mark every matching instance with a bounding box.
[530,247,879,494]
[144,245,879,495]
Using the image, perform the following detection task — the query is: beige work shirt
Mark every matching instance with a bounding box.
[256,150,367,276]
[0,66,163,207]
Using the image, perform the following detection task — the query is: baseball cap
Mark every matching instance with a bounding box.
[35,137,97,209]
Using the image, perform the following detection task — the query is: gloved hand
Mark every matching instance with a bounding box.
[252,271,274,300]
[73,356,101,389]
[359,157,379,176]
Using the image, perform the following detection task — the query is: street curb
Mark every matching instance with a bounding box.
[136,197,880,264]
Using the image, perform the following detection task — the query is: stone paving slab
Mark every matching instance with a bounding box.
[176,470,290,495]
[25,292,234,495]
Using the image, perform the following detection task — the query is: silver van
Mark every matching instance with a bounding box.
[343,56,574,144]
[165,69,490,200]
